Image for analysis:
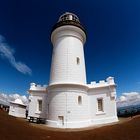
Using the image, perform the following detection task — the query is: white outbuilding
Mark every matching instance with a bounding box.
[28,12,118,128]
[9,98,26,118]
[27,83,47,122]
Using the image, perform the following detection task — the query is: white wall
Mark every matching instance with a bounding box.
[28,92,47,119]
[9,103,26,118]
[47,84,90,128]
[27,83,118,127]
[50,25,87,85]
[46,83,118,128]
[88,85,118,125]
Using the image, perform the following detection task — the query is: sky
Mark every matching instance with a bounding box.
[0,0,140,97]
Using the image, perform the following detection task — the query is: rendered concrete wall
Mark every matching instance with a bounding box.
[46,83,118,128]
[28,92,47,119]
[47,84,90,128]
[49,25,87,85]
[9,104,26,118]
[88,85,118,125]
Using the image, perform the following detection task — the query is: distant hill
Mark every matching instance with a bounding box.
[117,104,140,117]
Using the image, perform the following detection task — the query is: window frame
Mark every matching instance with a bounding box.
[37,99,42,112]
[76,57,80,65]
[78,96,82,105]
[97,98,104,112]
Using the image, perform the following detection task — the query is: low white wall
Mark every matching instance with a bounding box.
[88,85,118,124]
[9,104,26,118]
[28,92,47,119]
[47,84,90,128]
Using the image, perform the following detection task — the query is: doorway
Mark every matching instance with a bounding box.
[58,116,64,126]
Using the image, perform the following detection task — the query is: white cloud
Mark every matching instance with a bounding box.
[117,92,140,108]
[123,92,139,97]
[0,93,28,105]
[20,95,28,104]
[119,96,126,102]
[0,35,32,75]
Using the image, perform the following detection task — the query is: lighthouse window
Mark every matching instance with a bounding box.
[97,98,103,112]
[76,57,80,65]
[38,100,42,112]
[78,96,82,105]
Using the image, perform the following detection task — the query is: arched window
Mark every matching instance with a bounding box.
[78,96,82,105]
[76,57,80,65]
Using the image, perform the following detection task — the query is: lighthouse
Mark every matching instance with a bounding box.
[49,12,87,85]
[28,12,118,128]
[47,12,90,128]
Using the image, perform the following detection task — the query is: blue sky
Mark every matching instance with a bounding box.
[0,0,140,97]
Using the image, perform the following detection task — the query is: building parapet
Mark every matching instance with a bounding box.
[88,77,115,88]
[29,83,47,91]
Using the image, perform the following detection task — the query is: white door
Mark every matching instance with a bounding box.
[58,116,64,126]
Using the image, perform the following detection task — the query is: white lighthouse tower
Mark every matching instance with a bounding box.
[47,12,90,128]
[49,12,87,85]
[46,12,118,128]
[28,12,118,128]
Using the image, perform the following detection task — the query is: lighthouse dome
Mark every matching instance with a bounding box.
[58,12,80,23]
[51,12,86,35]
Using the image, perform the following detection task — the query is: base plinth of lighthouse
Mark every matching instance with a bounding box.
[46,117,118,128]
[46,83,118,128]
[46,119,91,128]
[46,83,90,128]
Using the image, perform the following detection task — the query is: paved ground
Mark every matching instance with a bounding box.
[0,110,140,140]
